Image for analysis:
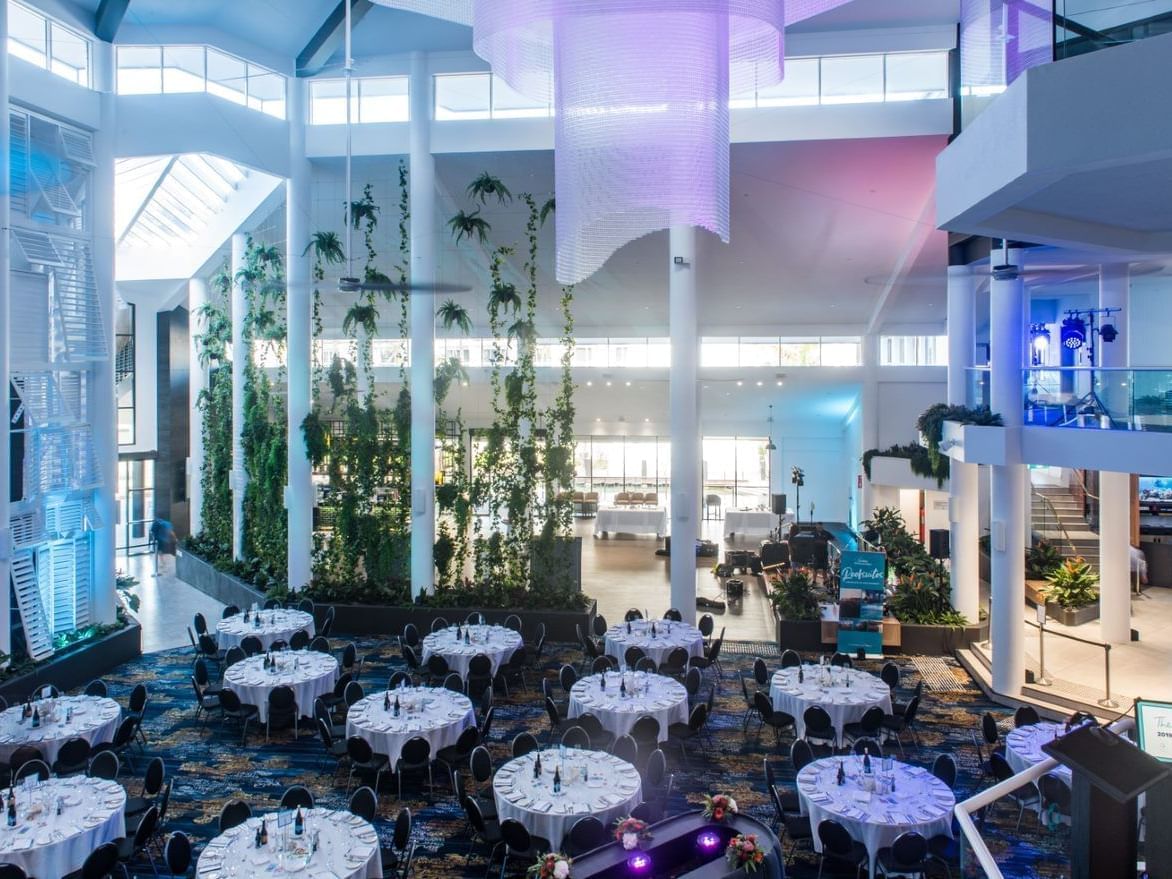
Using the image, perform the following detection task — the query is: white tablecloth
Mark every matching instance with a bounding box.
[724,510,780,536]
[769,666,892,744]
[798,756,954,877]
[493,749,641,848]
[0,696,120,765]
[594,508,667,537]
[603,620,704,666]
[0,776,126,878]
[421,625,522,677]
[1005,722,1072,783]
[346,687,475,766]
[568,672,688,740]
[223,650,338,723]
[217,609,315,651]
[196,808,382,879]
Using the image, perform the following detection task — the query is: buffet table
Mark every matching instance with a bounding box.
[594,508,667,538]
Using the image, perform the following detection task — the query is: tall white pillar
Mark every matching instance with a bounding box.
[409,52,436,598]
[989,248,1026,696]
[286,79,313,592]
[947,265,980,622]
[669,226,698,626]
[0,0,11,654]
[859,334,879,522]
[230,233,247,561]
[1098,264,1128,369]
[90,40,117,623]
[1099,470,1131,643]
[188,278,209,535]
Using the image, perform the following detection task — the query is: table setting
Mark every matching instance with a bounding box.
[603,619,704,666]
[421,624,522,677]
[769,663,892,743]
[345,685,475,766]
[493,747,642,848]
[1005,721,1072,782]
[568,671,688,739]
[0,775,126,877]
[217,607,316,652]
[222,649,338,723]
[0,695,121,765]
[797,755,954,876]
[196,807,381,879]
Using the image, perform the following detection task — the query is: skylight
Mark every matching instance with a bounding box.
[115,153,249,250]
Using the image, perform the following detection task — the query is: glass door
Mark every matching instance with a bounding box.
[117,458,155,555]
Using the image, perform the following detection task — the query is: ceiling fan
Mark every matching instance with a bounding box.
[335,1,470,297]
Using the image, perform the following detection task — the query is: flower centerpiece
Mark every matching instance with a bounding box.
[726,833,765,873]
[613,816,651,851]
[702,793,738,822]
[528,852,572,879]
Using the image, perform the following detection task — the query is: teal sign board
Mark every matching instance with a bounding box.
[837,550,887,656]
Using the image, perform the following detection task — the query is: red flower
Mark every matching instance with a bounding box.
[713,807,725,821]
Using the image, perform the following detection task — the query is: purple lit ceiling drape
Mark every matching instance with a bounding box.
[960,0,1053,90]
[373,0,853,283]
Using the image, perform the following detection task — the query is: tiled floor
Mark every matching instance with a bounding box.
[119,551,224,654]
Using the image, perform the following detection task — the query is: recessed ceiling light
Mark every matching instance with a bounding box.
[606,381,612,387]
[625,381,631,386]
[756,380,763,386]
[776,380,783,386]
[595,417,601,422]
[736,380,743,386]
[644,417,650,423]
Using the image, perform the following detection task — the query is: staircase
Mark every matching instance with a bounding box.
[1031,484,1099,570]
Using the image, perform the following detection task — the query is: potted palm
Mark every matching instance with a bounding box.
[1043,557,1100,626]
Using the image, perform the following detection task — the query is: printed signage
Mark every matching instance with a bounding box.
[836,550,887,657]
[1136,699,1172,764]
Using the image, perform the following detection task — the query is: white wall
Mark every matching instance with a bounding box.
[876,373,947,447]
[1129,275,1172,368]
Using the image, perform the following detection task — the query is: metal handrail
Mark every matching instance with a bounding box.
[1068,467,1099,502]
[955,716,1135,878]
[1024,618,1117,708]
[1029,487,1078,556]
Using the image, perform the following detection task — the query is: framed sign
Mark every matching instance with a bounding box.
[837,550,887,657]
[1136,699,1172,764]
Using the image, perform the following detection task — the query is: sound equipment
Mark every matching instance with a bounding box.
[929,528,950,560]
[771,493,787,516]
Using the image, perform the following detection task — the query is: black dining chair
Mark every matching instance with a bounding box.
[830,652,853,669]
[630,715,661,763]
[164,830,192,878]
[817,819,869,879]
[290,629,311,651]
[436,725,481,788]
[280,785,315,810]
[347,736,389,797]
[843,706,885,747]
[219,799,252,832]
[266,685,299,740]
[499,819,545,879]
[611,735,638,765]
[803,705,838,756]
[764,757,801,815]
[52,737,91,777]
[348,785,378,822]
[430,617,449,634]
[659,647,690,680]
[666,703,708,766]
[754,691,797,748]
[512,732,539,759]
[217,689,257,745]
[561,725,592,750]
[880,661,900,691]
[240,635,263,657]
[989,752,1040,829]
[460,795,503,867]
[567,815,608,856]
[880,695,921,754]
[876,831,930,877]
[791,738,815,773]
[575,712,614,751]
[87,750,120,780]
[932,753,958,789]
[83,679,109,698]
[310,635,332,653]
[663,608,683,622]
[64,842,119,879]
[395,736,435,801]
[852,738,884,758]
[1014,705,1041,728]
[125,756,164,817]
[780,649,802,669]
[625,609,644,622]
[388,671,412,690]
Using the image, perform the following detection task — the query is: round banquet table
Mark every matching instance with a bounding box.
[222,650,338,723]
[567,672,688,740]
[217,608,315,651]
[1005,722,1072,783]
[196,808,381,879]
[0,776,126,878]
[798,755,954,877]
[421,625,522,677]
[603,619,704,667]
[493,748,642,848]
[769,665,892,744]
[346,686,475,766]
[0,696,120,764]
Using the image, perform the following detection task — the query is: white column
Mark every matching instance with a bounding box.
[859,333,879,522]
[230,233,247,561]
[0,0,11,654]
[187,278,208,535]
[286,79,313,592]
[409,52,436,598]
[1098,264,1128,369]
[1099,470,1131,643]
[89,40,117,623]
[947,265,980,622]
[988,248,1026,697]
[669,226,698,626]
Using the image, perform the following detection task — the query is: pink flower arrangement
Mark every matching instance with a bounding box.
[702,793,738,822]
[613,816,651,850]
[528,853,571,879]
[726,834,765,872]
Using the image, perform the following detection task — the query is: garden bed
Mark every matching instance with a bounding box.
[0,622,142,702]
[1045,601,1099,627]
[176,549,265,610]
[775,610,987,656]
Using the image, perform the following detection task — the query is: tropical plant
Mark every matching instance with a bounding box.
[303,230,345,266]
[467,172,512,206]
[437,299,472,335]
[1043,557,1099,609]
[916,403,1003,471]
[489,282,522,316]
[447,208,492,245]
[888,559,966,625]
[767,568,820,621]
[539,197,555,226]
[434,357,469,405]
[862,442,948,487]
[342,302,380,338]
[1025,539,1063,580]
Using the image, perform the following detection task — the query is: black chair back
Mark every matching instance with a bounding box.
[568,815,608,854]
[624,609,643,622]
[982,712,1000,746]
[403,623,420,648]
[611,735,637,764]
[79,842,120,879]
[84,679,108,697]
[88,750,120,779]
[393,807,413,850]
[880,662,900,690]
[443,673,465,692]
[889,831,928,867]
[399,736,431,766]
[780,649,801,669]
[818,819,855,856]
[219,798,252,832]
[791,738,814,771]
[310,636,331,653]
[932,753,958,789]
[663,608,683,622]
[471,745,493,783]
[804,705,834,738]
[165,831,192,876]
[1014,705,1040,728]
[388,671,411,689]
[500,819,532,854]
[280,785,315,810]
[624,645,646,669]
[512,732,539,758]
[290,630,310,650]
[240,635,263,657]
[561,726,591,749]
[193,613,208,635]
[348,786,377,822]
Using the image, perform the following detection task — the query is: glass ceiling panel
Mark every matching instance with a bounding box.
[115,152,251,250]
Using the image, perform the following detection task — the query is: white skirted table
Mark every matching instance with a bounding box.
[603,619,704,667]
[798,755,954,877]
[0,696,120,764]
[1005,722,1072,783]
[594,508,667,537]
[346,686,475,765]
[222,650,338,723]
[0,776,126,878]
[421,625,522,677]
[723,510,780,536]
[493,748,642,849]
[217,609,315,651]
[769,666,892,745]
[567,672,688,740]
[196,808,382,879]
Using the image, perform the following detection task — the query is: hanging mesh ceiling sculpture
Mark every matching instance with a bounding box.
[374,0,852,283]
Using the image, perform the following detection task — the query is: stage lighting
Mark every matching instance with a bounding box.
[1060,317,1086,351]
[1100,323,1118,343]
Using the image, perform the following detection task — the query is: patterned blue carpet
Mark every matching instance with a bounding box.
[92,637,1077,878]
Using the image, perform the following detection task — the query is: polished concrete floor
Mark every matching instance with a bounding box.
[120,551,224,654]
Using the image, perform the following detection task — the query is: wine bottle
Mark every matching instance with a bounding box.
[393,695,400,718]
[620,678,627,698]
[599,670,606,690]
[30,708,39,729]
[651,622,657,638]
[553,766,561,794]
[627,621,632,635]
[533,753,542,779]
[863,749,872,774]
[294,807,304,836]
[836,761,845,786]
[464,630,470,645]
[798,667,804,684]
[260,819,269,846]
[6,789,14,827]
[383,691,390,712]
[456,625,462,640]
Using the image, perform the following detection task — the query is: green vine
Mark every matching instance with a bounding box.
[861,443,948,487]
[916,403,1003,472]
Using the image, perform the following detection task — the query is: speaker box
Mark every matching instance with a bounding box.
[771,493,787,516]
[929,528,950,560]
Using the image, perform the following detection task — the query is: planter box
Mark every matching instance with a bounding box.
[897,620,988,654]
[0,622,142,702]
[943,421,1007,466]
[1046,601,1099,626]
[774,612,824,652]
[1025,579,1048,606]
[317,600,596,643]
[868,456,948,491]
[176,549,265,609]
